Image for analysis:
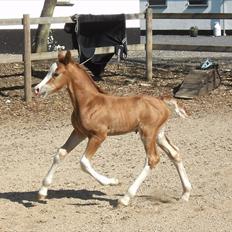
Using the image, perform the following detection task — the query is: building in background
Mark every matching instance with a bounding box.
[140,0,230,35]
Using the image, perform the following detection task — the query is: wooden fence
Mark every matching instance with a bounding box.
[1,9,232,102]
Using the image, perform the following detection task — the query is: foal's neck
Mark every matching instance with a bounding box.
[67,65,103,110]
[76,65,104,94]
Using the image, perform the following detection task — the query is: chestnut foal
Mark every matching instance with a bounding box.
[34,51,192,206]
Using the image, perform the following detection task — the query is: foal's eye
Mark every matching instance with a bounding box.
[53,72,59,77]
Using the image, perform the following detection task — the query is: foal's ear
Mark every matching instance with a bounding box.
[58,50,66,62]
[58,50,72,65]
[64,50,72,65]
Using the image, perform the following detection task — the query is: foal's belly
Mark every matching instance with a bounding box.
[107,117,139,136]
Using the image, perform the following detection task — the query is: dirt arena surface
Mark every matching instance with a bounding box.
[0,53,232,231]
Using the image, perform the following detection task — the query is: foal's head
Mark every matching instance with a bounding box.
[35,50,106,97]
[34,51,74,97]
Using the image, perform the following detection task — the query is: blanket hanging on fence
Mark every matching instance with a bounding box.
[64,14,127,79]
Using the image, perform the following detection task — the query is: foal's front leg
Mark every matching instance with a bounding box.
[38,130,85,200]
[80,135,119,186]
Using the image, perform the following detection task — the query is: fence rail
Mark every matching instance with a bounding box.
[1,11,232,102]
[153,13,232,19]
[2,13,232,25]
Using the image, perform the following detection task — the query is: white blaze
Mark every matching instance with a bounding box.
[34,62,57,95]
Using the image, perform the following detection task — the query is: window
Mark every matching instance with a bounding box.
[149,0,167,6]
[188,0,208,6]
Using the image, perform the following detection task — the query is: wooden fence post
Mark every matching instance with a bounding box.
[23,14,32,102]
[146,7,153,81]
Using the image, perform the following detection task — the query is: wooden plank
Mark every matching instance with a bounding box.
[29,13,144,25]
[1,13,232,26]
[153,13,232,19]
[0,54,23,63]
[33,50,77,61]
[31,50,78,61]
[153,44,232,53]
[146,8,153,81]
[23,14,32,103]
[0,18,22,25]
[31,51,59,61]
[95,44,145,54]
[29,45,145,61]
[127,44,145,51]
[28,13,232,25]
[27,13,232,24]
[0,14,144,27]
[126,13,145,20]
[30,17,73,25]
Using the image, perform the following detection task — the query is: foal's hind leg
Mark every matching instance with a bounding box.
[38,130,85,200]
[80,135,119,186]
[119,133,160,206]
[157,128,192,201]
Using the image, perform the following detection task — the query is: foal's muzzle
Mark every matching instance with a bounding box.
[34,87,40,96]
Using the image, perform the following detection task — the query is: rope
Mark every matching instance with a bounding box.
[80,54,95,65]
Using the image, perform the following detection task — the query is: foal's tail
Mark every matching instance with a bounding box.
[160,95,188,118]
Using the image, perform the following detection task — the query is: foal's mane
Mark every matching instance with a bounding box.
[75,63,107,94]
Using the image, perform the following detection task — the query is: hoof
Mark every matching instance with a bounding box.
[118,195,130,206]
[110,178,120,186]
[99,177,120,186]
[180,192,190,202]
[37,193,47,201]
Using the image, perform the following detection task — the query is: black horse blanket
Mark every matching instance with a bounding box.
[64,14,127,79]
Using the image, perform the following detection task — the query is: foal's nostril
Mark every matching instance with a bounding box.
[35,88,40,94]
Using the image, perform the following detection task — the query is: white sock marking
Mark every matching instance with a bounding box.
[80,155,119,186]
[119,158,151,206]
[38,150,65,197]
[157,130,192,201]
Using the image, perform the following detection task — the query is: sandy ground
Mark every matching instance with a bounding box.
[0,53,232,231]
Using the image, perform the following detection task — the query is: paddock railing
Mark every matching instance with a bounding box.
[1,9,232,102]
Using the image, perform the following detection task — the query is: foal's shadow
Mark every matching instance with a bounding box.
[0,189,118,208]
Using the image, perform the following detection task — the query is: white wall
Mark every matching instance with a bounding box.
[140,0,232,30]
[0,0,140,29]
